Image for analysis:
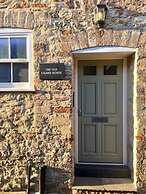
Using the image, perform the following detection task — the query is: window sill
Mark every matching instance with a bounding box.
[0,87,35,92]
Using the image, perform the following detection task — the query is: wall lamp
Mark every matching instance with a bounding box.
[95,4,107,28]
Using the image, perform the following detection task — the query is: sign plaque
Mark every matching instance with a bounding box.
[40,63,65,80]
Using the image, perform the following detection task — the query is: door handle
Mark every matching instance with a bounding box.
[78,109,82,116]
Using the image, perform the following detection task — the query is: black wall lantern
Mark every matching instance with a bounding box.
[95,4,107,28]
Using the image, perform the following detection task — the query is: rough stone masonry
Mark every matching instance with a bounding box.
[0,0,146,194]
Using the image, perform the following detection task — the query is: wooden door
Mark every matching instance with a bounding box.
[78,60,123,163]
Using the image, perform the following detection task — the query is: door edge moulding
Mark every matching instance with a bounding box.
[72,46,138,182]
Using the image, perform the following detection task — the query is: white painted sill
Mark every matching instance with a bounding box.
[0,87,35,92]
[0,83,35,92]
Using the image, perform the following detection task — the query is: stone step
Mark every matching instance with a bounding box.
[0,192,26,194]
[72,177,137,194]
[72,190,137,194]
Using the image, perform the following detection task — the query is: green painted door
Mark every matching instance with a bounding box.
[78,60,123,163]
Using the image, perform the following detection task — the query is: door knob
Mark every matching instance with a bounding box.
[78,109,82,115]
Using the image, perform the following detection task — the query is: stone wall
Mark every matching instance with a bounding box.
[0,0,146,193]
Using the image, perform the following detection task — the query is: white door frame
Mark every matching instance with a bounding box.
[72,47,136,165]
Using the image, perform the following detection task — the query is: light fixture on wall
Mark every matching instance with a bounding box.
[95,4,107,28]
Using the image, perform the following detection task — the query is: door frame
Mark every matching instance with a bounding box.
[72,47,136,166]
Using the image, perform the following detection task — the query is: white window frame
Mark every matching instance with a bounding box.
[0,28,34,91]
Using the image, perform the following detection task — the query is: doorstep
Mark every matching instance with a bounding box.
[0,193,26,194]
[75,164,131,178]
[72,177,137,192]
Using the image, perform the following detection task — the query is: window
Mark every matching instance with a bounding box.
[84,66,96,75]
[104,65,117,75]
[0,29,34,91]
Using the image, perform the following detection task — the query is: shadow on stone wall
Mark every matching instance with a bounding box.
[44,166,71,194]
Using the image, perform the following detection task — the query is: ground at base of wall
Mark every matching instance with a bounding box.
[72,177,137,194]
[72,192,136,194]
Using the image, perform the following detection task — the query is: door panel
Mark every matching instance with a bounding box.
[101,78,123,162]
[78,60,123,163]
[103,82,117,114]
[103,124,117,154]
[83,124,96,153]
[84,83,96,114]
[79,76,100,162]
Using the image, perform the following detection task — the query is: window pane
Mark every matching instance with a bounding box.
[0,63,11,82]
[13,63,28,82]
[11,38,26,59]
[84,66,96,75]
[104,65,117,75]
[0,38,9,59]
